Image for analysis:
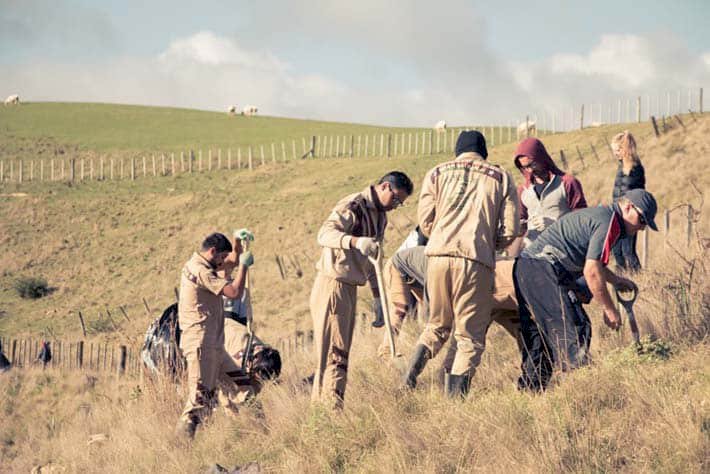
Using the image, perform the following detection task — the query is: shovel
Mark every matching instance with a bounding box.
[239,237,255,371]
[368,247,397,359]
[615,287,640,345]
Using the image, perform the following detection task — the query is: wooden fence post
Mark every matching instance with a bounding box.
[579,105,584,130]
[77,311,87,337]
[559,150,568,170]
[218,148,222,169]
[248,147,253,170]
[687,205,693,247]
[651,116,660,137]
[282,142,287,162]
[119,345,127,375]
[11,340,17,364]
[228,148,232,169]
[311,136,316,158]
[69,159,75,182]
[590,143,600,162]
[664,209,670,235]
[636,96,641,123]
[575,146,586,169]
[429,130,433,155]
[700,87,703,114]
[77,341,84,369]
[260,145,265,166]
[131,157,136,180]
[209,149,213,171]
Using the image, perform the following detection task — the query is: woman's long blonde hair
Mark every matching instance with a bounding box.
[612,130,641,174]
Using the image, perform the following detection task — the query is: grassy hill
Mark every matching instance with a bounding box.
[0,102,438,160]
[0,105,708,472]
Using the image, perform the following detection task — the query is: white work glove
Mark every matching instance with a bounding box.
[239,250,254,268]
[528,215,554,232]
[234,228,255,242]
[371,297,384,328]
[355,237,379,258]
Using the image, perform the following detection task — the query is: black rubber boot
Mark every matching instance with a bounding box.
[402,344,432,390]
[445,373,470,399]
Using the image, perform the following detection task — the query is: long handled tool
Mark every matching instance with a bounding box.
[616,287,640,345]
[240,237,255,371]
[368,247,397,359]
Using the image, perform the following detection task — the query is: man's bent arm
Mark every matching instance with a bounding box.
[583,259,616,312]
[222,264,248,299]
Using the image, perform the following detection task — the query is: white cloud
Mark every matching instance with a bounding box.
[547,35,656,88]
[1,26,708,127]
[158,31,286,72]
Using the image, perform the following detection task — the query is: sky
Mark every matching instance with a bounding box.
[1,0,709,126]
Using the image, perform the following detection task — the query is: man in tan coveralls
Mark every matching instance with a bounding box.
[311,171,413,409]
[403,130,519,397]
[176,232,255,439]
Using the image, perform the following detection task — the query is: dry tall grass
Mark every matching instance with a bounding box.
[1,243,708,473]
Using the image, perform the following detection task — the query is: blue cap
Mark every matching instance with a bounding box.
[624,189,658,231]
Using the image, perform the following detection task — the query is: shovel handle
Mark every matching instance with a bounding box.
[368,249,396,359]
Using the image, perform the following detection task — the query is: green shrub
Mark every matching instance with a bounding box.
[13,277,50,299]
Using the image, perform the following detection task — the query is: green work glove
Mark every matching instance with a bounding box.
[239,250,254,268]
[234,228,255,242]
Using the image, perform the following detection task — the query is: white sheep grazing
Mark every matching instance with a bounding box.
[227,105,237,115]
[588,121,605,128]
[517,121,536,139]
[4,94,20,106]
[242,105,258,116]
[433,120,447,132]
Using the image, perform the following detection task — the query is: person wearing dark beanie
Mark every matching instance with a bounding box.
[402,129,519,397]
[455,130,488,159]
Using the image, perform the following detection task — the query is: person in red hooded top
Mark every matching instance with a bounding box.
[507,138,587,256]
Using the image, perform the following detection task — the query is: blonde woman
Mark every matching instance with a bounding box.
[611,131,645,272]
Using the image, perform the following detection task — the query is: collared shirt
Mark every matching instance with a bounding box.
[178,252,230,348]
[418,152,519,269]
[522,204,625,276]
[315,185,387,287]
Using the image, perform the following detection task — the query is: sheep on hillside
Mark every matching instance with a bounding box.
[227,105,237,115]
[433,120,447,132]
[517,120,536,139]
[4,94,20,106]
[242,105,258,116]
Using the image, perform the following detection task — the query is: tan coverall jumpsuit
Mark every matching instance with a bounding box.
[311,186,386,409]
[178,253,253,426]
[417,152,519,377]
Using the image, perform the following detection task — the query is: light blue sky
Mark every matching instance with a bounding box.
[1,1,708,125]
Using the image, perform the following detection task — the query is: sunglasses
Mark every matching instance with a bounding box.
[518,161,538,171]
[392,194,404,208]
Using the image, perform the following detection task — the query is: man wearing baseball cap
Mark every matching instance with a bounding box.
[514,188,657,391]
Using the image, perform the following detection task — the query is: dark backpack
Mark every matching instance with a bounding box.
[141,303,185,376]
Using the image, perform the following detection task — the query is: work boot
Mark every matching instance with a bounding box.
[175,417,197,441]
[402,344,432,390]
[445,373,470,399]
